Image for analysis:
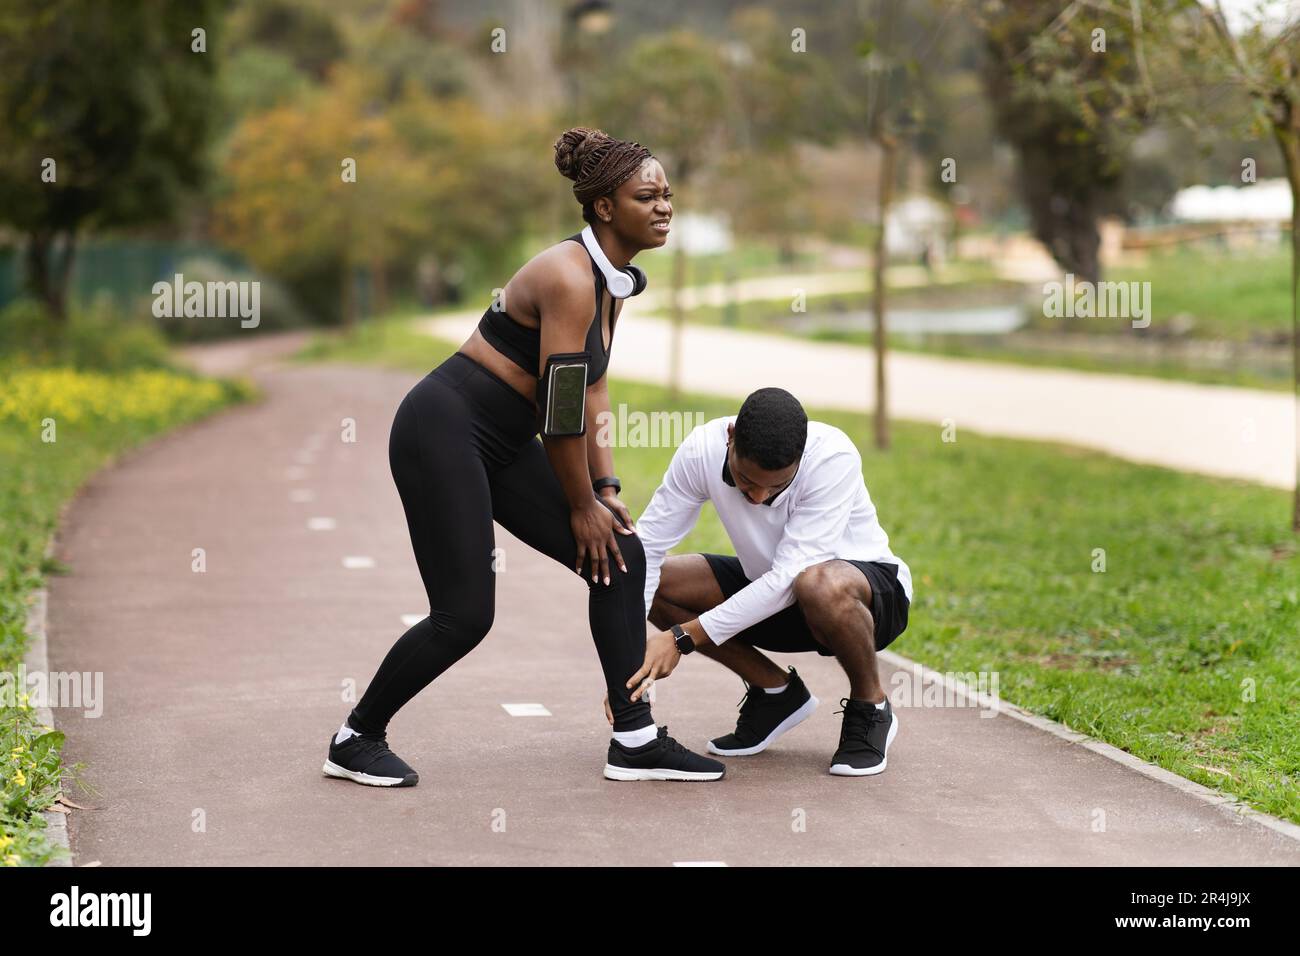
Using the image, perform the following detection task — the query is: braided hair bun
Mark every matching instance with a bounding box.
[553,127,654,213]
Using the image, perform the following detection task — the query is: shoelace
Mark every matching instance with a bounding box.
[733,678,786,738]
[656,727,689,755]
[349,733,397,769]
[733,681,765,737]
[833,697,887,757]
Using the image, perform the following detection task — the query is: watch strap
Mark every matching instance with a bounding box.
[671,623,693,654]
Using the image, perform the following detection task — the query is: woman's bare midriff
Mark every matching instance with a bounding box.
[457,328,540,408]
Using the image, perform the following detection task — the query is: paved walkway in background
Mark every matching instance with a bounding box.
[45,336,1300,865]
[424,291,1295,490]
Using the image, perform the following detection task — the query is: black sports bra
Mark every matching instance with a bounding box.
[477,233,618,386]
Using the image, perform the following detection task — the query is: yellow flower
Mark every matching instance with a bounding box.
[12,770,26,787]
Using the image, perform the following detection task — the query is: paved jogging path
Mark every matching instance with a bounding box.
[43,335,1300,865]
[425,294,1296,490]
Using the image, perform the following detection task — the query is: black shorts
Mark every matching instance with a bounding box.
[701,554,910,656]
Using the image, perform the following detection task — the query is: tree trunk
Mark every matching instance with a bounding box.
[1020,166,1103,290]
[872,134,897,451]
[25,229,77,324]
[669,240,686,402]
[370,257,389,317]
[1276,124,1300,532]
[341,209,356,335]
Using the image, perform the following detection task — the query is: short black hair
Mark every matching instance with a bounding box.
[733,388,807,470]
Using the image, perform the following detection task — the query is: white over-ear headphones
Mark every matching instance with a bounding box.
[579,225,647,299]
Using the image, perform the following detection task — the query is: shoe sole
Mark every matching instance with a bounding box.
[322,759,418,787]
[828,710,898,776]
[707,693,819,756]
[602,764,725,781]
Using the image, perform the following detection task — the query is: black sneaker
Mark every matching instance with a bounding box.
[323,729,419,787]
[604,725,726,781]
[829,696,898,776]
[707,667,819,756]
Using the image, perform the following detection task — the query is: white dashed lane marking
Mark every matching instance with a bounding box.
[501,703,552,717]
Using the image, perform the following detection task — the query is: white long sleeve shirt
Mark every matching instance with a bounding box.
[637,415,913,645]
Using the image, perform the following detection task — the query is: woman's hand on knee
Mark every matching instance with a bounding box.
[571,498,624,585]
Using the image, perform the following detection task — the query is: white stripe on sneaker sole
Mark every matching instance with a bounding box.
[828,709,898,776]
[602,765,724,781]
[322,760,410,787]
[707,694,820,756]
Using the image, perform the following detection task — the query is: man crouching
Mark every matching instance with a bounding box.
[617,388,913,776]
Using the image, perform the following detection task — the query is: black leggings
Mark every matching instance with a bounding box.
[348,351,654,735]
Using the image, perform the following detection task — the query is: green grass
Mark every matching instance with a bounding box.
[304,313,1300,824]
[1109,247,1296,341]
[813,331,1296,393]
[686,277,1024,328]
[0,364,255,865]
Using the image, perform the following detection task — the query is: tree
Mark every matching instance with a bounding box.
[829,0,954,450]
[586,30,731,401]
[708,6,845,262]
[1195,2,1300,530]
[1005,0,1300,528]
[975,0,1152,285]
[0,0,227,321]
[215,65,547,327]
[215,70,428,330]
[858,1,914,451]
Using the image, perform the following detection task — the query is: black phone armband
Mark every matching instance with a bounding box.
[537,351,590,437]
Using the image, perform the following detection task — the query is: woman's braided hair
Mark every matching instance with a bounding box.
[553,127,654,225]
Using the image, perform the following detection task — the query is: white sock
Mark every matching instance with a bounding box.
[613,724,658,748]
[334,721,362,745]
[763,681,789,694]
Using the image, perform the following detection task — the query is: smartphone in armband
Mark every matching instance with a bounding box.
[541,359,588,436]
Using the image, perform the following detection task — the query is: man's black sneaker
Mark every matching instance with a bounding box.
[604,725,726,781]
[323,729,419,787]
[707,667,819,756]
[829,696,898,776]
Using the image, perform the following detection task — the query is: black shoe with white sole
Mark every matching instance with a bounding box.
[604,725,726,781]
[708,667,819,756]
[323,730,419,787]
[829,696,897,776]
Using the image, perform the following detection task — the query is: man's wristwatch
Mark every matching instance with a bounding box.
[670,623,695,655]
[592,475,621,495]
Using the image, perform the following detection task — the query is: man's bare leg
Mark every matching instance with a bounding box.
[649,554,787,688]
[793,560,886,703]
[650,595,788,687]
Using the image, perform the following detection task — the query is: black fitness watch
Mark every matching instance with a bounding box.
[670,623,695,655]
[592,475,621,495]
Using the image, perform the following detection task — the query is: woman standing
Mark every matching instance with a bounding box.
[323,128,724,786]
